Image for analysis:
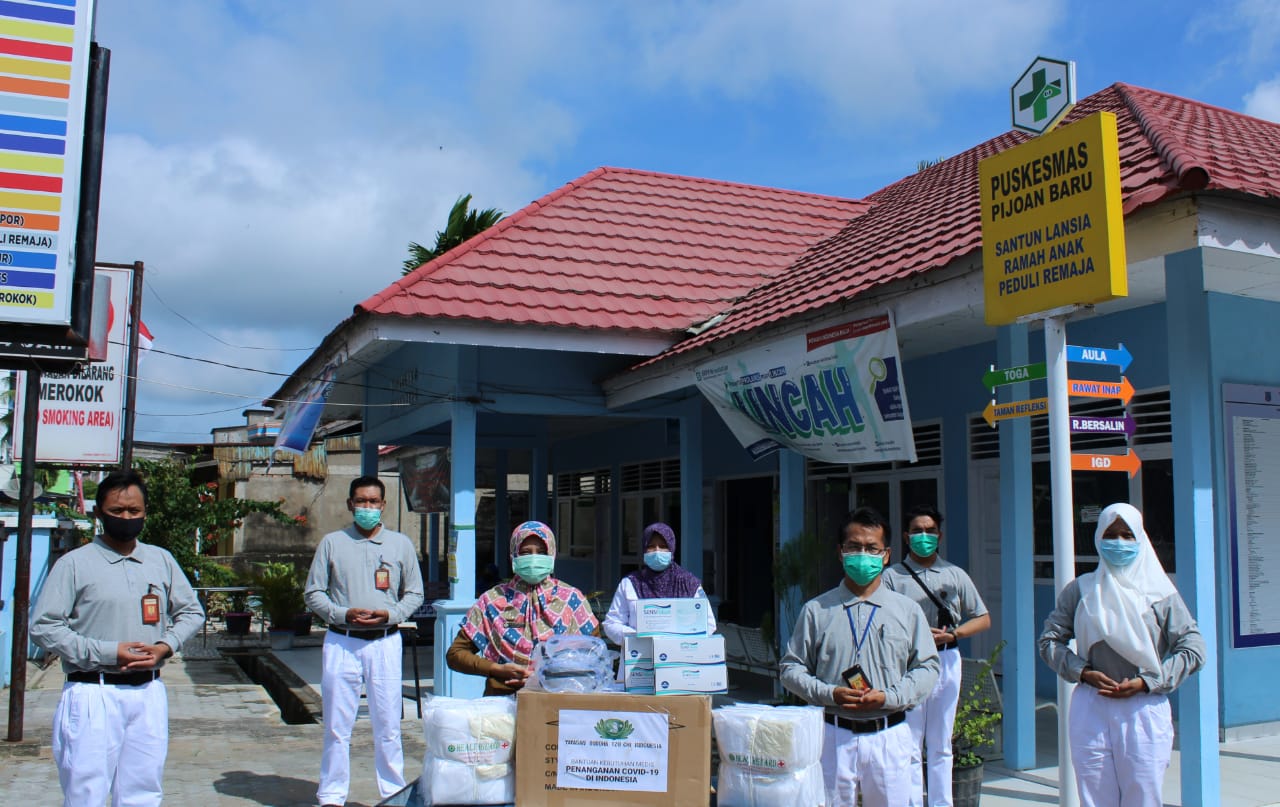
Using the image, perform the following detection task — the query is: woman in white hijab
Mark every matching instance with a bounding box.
[1038,502,1206,807]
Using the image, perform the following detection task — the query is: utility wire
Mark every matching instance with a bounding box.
[143,276,318,351]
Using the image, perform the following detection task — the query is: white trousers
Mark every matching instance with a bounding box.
[1069,684,1173,807]
[907,646,962,807]
[821,719,914,807]
[318,630,407,804]
[52,678,168,807]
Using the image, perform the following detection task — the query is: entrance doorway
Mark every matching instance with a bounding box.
[721,476,775,628]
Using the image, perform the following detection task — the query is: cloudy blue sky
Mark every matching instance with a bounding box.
[90,1,1280,443]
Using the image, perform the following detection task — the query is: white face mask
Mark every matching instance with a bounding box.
[643,550,673,571]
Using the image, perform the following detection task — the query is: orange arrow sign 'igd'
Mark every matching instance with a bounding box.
[1071,449,1141,478]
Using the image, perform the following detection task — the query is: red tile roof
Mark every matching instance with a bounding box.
[358,167,868,336]
[648,82,1280,362]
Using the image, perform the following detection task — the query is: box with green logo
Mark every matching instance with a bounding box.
[514,690,712,806]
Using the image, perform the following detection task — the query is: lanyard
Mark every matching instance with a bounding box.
[845,603,879,663]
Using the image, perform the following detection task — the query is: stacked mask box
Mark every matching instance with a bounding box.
[625,600,725,695]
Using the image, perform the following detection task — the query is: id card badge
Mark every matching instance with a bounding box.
[842,663,873,691]
[141,592,161,625]
[374,567,391,591]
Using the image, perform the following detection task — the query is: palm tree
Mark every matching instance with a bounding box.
[401,194,504,275]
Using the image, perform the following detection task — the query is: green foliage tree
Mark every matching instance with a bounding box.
[135,458,294,584]
[401,193,504,275]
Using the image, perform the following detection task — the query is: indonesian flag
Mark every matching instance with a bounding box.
[139,320,154,352]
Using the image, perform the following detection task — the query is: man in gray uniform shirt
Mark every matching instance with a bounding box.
[305,475,424,807]
[883,504,991,807]
[780,506,939,807]
[30,469,205,807]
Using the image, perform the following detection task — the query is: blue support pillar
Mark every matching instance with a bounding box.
[434,348,484,698]
[777,449,806,647]
[427,513,440,581]
[360,440,378,476]
[678,399,704,581]
[998,322,1037,769]
[1165,249,1221,806]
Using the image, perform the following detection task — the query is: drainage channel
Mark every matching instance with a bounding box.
[224,650,321,725]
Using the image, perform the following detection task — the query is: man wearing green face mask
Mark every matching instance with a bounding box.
[305,476,425,807]
[780,507,939,807]
[882,505,990,807]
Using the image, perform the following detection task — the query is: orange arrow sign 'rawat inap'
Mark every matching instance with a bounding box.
[1071,448,1141,477]
[1067,376,1134,406]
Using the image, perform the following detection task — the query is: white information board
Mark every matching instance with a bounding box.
[1225,383,1280,647]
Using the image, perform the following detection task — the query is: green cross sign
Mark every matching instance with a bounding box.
[1019,69,1063,122]
[1011,57,1075,135]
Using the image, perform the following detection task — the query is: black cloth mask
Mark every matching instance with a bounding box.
[100,514,145,542]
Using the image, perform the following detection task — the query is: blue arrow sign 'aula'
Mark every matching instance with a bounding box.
[1066,342,1132,373]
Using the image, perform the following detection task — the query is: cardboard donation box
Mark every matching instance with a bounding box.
[514,690,712,806]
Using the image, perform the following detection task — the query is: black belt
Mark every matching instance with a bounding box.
[329,626,395,640]
[67,670,159,686]
[824,710,906,734]
[939,640,958,651]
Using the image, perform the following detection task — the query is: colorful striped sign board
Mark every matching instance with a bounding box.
[0,0,94,326]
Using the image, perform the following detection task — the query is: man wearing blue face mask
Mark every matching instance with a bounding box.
[882,504,990,807]
[780,507,939,807]
[305,475,424,807]
[602,522,716,660]
[1039,502,1205,807]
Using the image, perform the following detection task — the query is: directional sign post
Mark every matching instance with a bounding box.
[983,362,1046,389]
[1069,413,1135,437]
[983,397,1048,428]
[1070,448,1141,477]
[1067,376,1134,405]
[1066,342,1131,372]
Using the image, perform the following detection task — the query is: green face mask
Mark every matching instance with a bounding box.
[908,532,939,557]
[842,553,885,586]
[512,554,554,584]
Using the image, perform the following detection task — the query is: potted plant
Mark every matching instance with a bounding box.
[951,640,1006,807]
[254,561,305,651]
[224,588,254,636]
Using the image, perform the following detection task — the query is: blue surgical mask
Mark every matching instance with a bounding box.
[842,553,885,586]
[644,550,673,571]
[1099,538,1140,568]
[353,507,382,531]
[513,554,555,584]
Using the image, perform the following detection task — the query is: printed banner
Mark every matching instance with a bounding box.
[13,265,128,463]
[695,313,916,463]
[273,360,337,454]
[557,709,669,792]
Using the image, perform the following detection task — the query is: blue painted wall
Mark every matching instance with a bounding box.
[1,516,55,686]
[1207,292,1280,728]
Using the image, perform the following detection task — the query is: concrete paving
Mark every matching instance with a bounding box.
[4,631,1280,805]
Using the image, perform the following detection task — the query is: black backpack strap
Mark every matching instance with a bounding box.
[900,561,956,628]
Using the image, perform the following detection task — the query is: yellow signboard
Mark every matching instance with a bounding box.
[980,111,1127,325]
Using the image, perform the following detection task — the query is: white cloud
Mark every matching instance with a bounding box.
[622,0,1063,126]
[1244,77,1280,121]
[89,0,1073,439]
